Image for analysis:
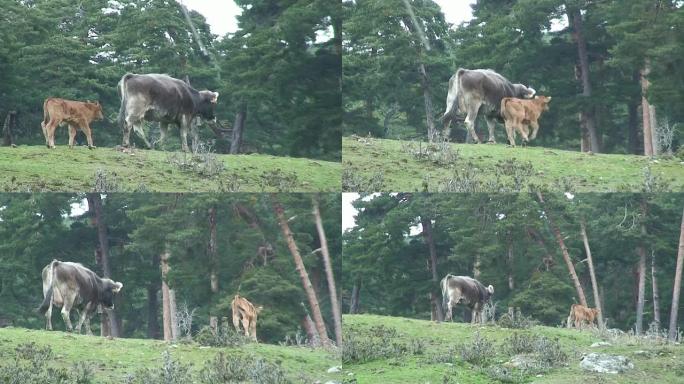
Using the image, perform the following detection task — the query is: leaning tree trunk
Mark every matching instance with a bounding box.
[419,62,437,142]
[640,63,656,156]
[147,282,160,339]
[651,249,661,331]
[580,220,604,327]
[567,5,600,153]
[86,194,121,337]
[668,206,684,342]
[536,192,588,306]
[507,237,514,290]
[312,196,343,347]
[421,216,444,322]
[273,198,331,347]
[160,245,177,342]
[301,312,320,346]
[2,111,16,147]
[230,105,246,154]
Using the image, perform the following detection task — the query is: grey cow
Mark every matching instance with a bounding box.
[38,260,123,334]
[117,73,219,152]
[440,274,494,324]
[442,68,536,143]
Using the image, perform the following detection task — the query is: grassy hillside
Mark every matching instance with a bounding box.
[343,314,684,384]
[0,146,340,192]
[0,327,340,383]
[343,136,684,192]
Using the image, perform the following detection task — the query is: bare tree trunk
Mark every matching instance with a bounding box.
[230,105,246,154]
[350,280,361,314]
[2,111,16,147]
[208,206,219,328]
[301,313,319,345]
[580,220,604,327]
[568,5,600,153]
[668,207,684,342]
[421,216,444,322]
[507,237,514,290]
[640,64,655,156]
[651,249,661,331]
[169,289,179,340]
[536,192,588,306]
[419,63,437,142]
[161,246,174,341]
[273,198,331,347]
[312,196,343,347]
[473,253,481,280]
[627,95,640,154]
[636,201,648,334]
[86,194,121,337]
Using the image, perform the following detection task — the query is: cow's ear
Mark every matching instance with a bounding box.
[210,92,219,104]
[112,282,123,293]
[256,306,263,313]
[487,285,494,294]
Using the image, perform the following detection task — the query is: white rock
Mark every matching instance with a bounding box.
[327,366,342,373]
[590,341,611,347]
[580,353,634,374]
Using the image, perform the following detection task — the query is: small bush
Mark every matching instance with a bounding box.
[440,162,483,192]
[166,142,225,178]
[502,333,537,355]
[481,365,526,383]
[342,166,385,191]
[259,169,300,191]
[458,331,495,366]
[125,350,193,384]
[199,352,291,384]
[0,343,94,384]
[496,311,537,329]
[93,169,122,192]
[342,325,423,364]
[195,323,248,347]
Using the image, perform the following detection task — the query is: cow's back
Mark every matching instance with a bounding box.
[447,276,485,302]
[53,262,100,303]
[122,74,196,115]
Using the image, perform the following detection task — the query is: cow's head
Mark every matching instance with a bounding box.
[513,84,536,99]
[100,279,123,309]
[484,285,494,302]
[535,95,552,111]
[198,91,219,121]
[86,100,104,121]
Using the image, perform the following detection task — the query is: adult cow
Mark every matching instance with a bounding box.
[41,98,103,149]
[441,274,494,324]
[442,68,536,143]
[231,294,262,341]
[38,260,123,335]
[500,95,552,146]
[117,73,219,152]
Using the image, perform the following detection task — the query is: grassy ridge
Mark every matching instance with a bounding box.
[0,146,341,192]
[343,314,684,384]
[0,327,340,383]
[342,136,684,192]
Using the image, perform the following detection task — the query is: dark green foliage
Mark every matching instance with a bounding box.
[0,343,94,384]
[0,0,340,161]
[342,324,425,363]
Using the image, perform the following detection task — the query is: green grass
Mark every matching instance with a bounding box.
[342,136,684,192]
[0,327,340,383]
[0,146,340,192]
[343,314,684,384]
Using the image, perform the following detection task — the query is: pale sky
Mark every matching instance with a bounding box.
[181,0,241,36]
[434,0,475,26]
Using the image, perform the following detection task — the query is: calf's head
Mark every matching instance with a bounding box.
[99,279,123,309]
[86,101,104,121]
[534,95,552,111]
[197,91,220,121]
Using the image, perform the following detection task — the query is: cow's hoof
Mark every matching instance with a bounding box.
[88,146,96,150]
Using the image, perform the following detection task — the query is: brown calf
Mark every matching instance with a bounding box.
[500,95,552,146]
[231,294,263,341]
[41,98,103,149]
[567,304,600,329]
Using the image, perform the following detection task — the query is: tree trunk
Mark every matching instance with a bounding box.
[418,63,437,142]
[147,282,160,339]
[640,64,655,156]
[2,111,16,147]
[86,194,121,337]
[507,237,514,290]
[230,105,246,154]
[273,198,331,346]
[651,249,661,331]
[208,206,218,292]
[580,220,604,328]
[421,216,444,322]
[350,280,361,314]
[312,196,343,347]
[169,289,179,340]
[568,5,600,153]
[627,94,640,154]
[536,192,588,306]
[668,206,684,342]
[636,201,648,334]
[301,313,319,346]
[161,246,174,341]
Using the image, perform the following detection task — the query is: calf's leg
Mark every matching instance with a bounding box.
[81,123,96,149]
[68,124,78,148]
[249,317,258,341]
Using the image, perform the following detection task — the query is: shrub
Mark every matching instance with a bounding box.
[458,331,495,366]
[481,365,526,383]
[199,353,291,384]
[342,325,424,364]
[259,169,300,191]
[0,343,94,384]
[125,350,193,384]
[195,323,248,347]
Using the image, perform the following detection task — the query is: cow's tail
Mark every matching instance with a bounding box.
[117,73,133,130]
[567,304,576,328]
[442,68,466,122]
[500,98,509,119]
[440,274,450,314]
[41,98,51,129]
[37,260,59,314]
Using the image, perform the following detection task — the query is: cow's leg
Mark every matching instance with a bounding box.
[529,121,539,140]
[180,117,191,152]
[249,318,257,341]
[505,120,516,147]
[232,311,241,333]
[158,123,169,149]
[61,305,73,332]
[485,116,497,144]
[68,124,77,148]
[241,316,250,337]
[464,100,482,144]
[41,122,49,147]
[132,123,152,149]
[45,302,53,330]
[122,119,133,147]
[76,302,93,334]
[81,122,96,149]
[445,300,453,321]
[46,120,59,149]
[442,117,452,141]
